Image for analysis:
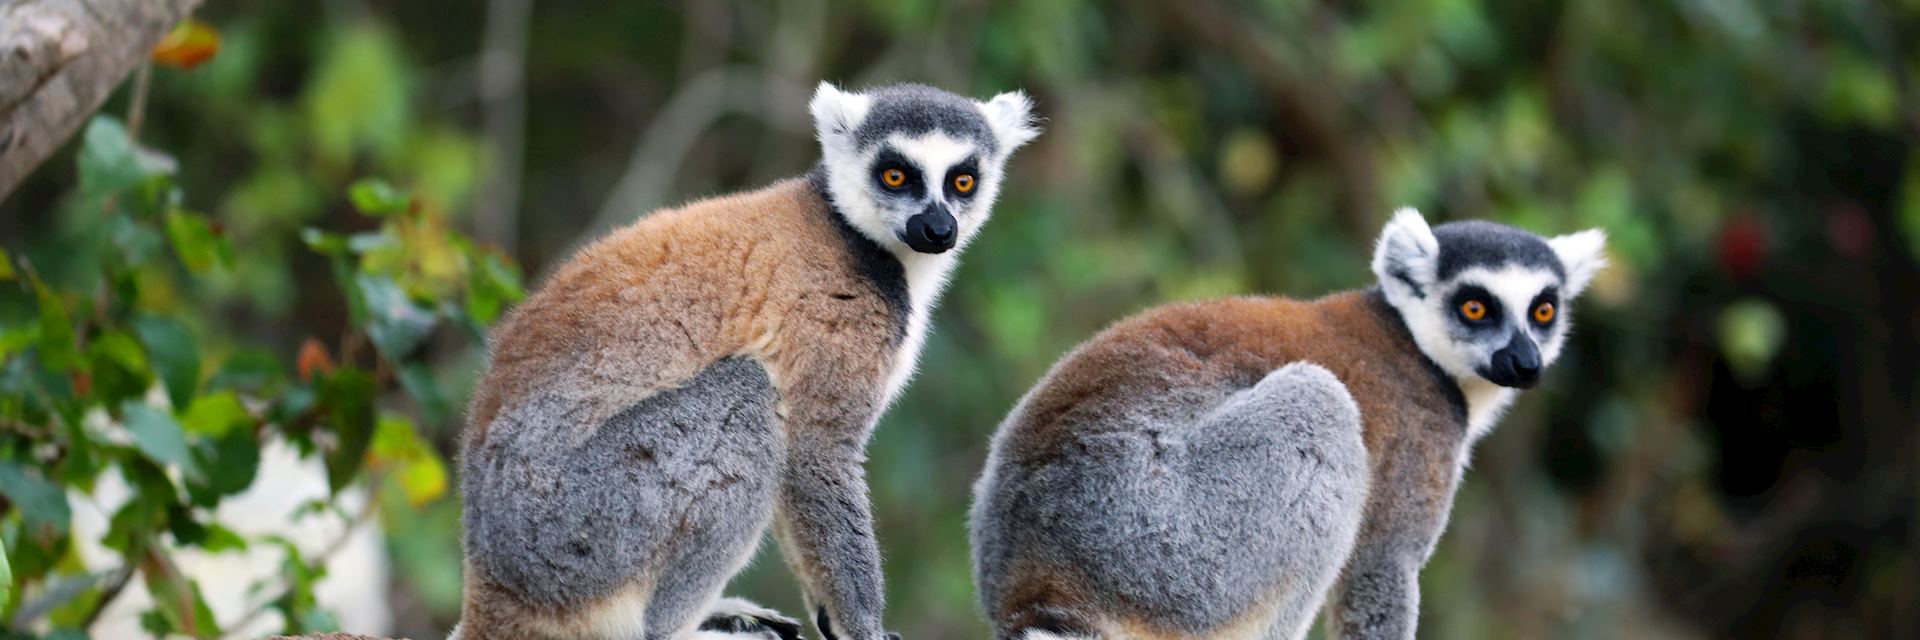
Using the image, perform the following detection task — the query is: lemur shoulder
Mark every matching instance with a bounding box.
[457,83,1038,640]
[971,209,1606,640]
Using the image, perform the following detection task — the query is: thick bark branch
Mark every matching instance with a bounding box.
[0,0,202,201]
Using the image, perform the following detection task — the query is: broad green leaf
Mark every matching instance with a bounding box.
[0,246,12,280]
[31,274,80,372]
[347,178,410,216]
[200,523,248,553]
[466,250,524,326]
[181,391,249,436]
[320,368,376,493]
[201,428,259,500]
[0,463,72,533]
[131,315,200,409]
[357,274,435,360]
[122,402,199,476]
[77,116,177,200]
[91,331,149,372]
[164,211,234,274]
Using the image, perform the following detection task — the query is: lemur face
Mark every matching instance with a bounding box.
[1373,209,1608,389]
[811,83,1039,255]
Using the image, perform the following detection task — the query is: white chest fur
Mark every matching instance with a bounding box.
[877,250,957,411]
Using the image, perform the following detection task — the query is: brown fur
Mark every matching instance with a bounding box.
[460,175,903,635]
[989,290,1467,637]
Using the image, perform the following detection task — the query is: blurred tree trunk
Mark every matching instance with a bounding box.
[0,0,201,201]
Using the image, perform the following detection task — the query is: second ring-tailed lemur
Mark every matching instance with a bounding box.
[970,209,1607,640]
[456,83,1038,640]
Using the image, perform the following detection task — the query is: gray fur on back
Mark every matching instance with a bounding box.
[973,362,1370,638]
[462,356,784,615]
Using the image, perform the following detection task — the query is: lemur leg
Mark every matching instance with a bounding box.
[772,437,888,640]
[461,357,784,640]
[1322,394,1462,640]
[976,362,1369,640]
[1323,552,1420,640]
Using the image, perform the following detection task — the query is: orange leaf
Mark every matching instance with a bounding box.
[297,338,335,382]
[152,19,220,69]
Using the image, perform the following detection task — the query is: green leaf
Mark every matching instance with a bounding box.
[0,246,13,280]
[91,330,149,372]
[30,273,80,372]
[372,413,448,505]
[200,523,248,553]
[122,402,199,476]
[131,315,200,409]
[77,116,177,200]
[465,250,524,326]
[320,368,376,493]
[181,391,249,436]
[202,428,259,500]
[357,274,436,360]
[0,462,72,533]
[164,210,234,274]
[347,178,410,216]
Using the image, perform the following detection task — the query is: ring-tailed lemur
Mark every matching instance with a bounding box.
[455,83,1039,640]
[970,209,1607,640]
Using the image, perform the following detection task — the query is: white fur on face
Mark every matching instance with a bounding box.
[1443,265,1566,438]
[1372,208,1600,441]
[808,82,1038,410]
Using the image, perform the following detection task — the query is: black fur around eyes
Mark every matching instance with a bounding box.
[945,157,981,199]
[870,149,925,198]
[1449,285,1503,330]
[1529,287,1561,328]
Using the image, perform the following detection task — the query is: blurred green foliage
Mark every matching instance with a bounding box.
[2,1,1918,639]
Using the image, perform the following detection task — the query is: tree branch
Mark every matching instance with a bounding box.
[472,0,533,255]
[0,0,203,202]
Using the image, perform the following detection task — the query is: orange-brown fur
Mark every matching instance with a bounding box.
[989,290,1466,637]
[460,175,902,635]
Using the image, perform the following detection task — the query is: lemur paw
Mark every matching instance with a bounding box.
[698,598,802,640]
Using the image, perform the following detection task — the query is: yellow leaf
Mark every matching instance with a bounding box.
[152,19,220,69]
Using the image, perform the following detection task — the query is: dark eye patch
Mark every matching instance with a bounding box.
[1529,286,1561,329]
[1448,285,1504,332]
[870,148,925,198]
[945,156,981,199]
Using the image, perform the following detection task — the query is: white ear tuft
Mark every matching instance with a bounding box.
[1549,228,1609,297]
[978,90,1041,151]
[810,82,872,143]
[1372,207,1441,299]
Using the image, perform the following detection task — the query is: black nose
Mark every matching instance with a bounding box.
[903,209,956,254]
[1483,330,1542,389]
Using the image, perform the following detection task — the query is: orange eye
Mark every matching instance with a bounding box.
[1460,300,1487,321]
[881,168,907,188]
[953,174,975,193]
[1533,302,1556,324]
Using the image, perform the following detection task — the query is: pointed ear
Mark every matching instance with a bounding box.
[810,82,871,144]
[1372,208,1441,300]
[1549,228,1608,297]
[977,90,1041,152]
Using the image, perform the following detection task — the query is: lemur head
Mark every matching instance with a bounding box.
[1373,208,1608,390]
[811,82,1040,255]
